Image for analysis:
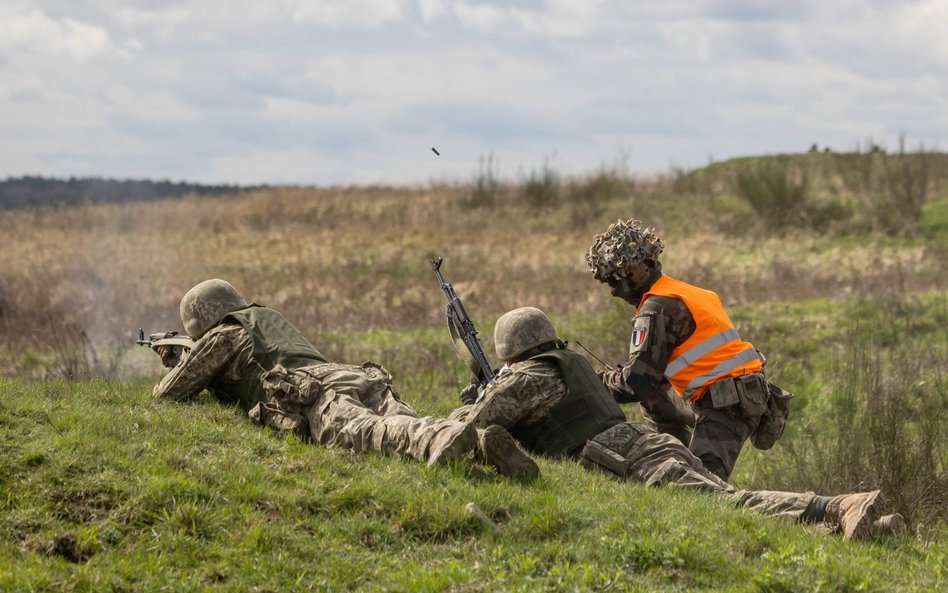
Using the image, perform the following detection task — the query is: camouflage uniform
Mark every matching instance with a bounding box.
[155,306,474,465]
[453,348,816,521]
[587,219,769,481]
[599,286,761,480]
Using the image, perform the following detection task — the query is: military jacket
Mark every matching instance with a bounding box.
[467,347,625,458]
[154,306,327,410]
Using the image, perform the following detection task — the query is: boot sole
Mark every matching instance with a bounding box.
[480,425,540,483]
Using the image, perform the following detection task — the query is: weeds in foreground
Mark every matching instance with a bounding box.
[821,318,947,527]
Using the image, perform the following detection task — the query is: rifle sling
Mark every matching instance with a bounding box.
[447,316,482,380]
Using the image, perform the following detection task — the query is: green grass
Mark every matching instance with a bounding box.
[2,151,947,590]
[1,380,943,592]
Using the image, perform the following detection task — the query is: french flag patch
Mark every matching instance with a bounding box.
[631,327,647,348]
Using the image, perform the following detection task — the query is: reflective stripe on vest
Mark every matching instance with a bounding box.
[681,345,760,399]
[638,275,762,402]
[665,327,741,377]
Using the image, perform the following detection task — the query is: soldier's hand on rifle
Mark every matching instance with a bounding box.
[459,381,481,405]
[155,345,184,368]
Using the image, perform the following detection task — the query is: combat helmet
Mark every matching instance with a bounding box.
[585,218,664,285]
[494,307,559,361]
[179,279,248,338]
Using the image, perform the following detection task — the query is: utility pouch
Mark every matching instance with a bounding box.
[361,361,394,385]
[708,378,740,409]
[735,373,769,420]
[580,440,630,477]
[750,382,794,450]
[262,364,323,413]
[248,402,310,440]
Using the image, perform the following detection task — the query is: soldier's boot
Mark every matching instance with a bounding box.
[871,514,905,538]
[825,490,881,541]
[477,425,540,483]
[427,423,478,467]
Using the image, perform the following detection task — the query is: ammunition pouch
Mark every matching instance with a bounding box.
[707,373,769,421]
[579,422,650,478]
[751,382,794,450]
[735,373,769,420]
[261,364,324,414]
[581,440,630,477]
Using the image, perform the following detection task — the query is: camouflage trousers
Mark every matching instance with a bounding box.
[580,422,814,521]
[643,389,761,482]
[639,383,695,447]
[689,396,762,482]
[252,362,471,464]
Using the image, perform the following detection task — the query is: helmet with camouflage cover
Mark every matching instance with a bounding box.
[494,307,559,361]
[585,218,664,285]
[180,279,248,339]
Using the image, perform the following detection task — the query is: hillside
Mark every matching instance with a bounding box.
[1,380,943,592]
[0,150,946,590]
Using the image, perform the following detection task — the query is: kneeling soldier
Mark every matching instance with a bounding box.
[585,218,792,481]
[450,307,903,541]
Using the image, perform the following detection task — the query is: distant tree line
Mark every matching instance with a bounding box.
[0,176,262,210]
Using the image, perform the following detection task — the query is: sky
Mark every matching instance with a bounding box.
[1,0,946,186]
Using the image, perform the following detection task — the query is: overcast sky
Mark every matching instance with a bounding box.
[1,0,946,185]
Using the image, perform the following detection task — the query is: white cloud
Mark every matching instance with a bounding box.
[451,0,601,37]
[418,0,447,23]
[280,0,410,28]
[0,4,112,60]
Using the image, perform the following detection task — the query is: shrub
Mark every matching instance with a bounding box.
[881,148,934,233]
[520,160,561,208]
[733,160,809,230]
[563,170,633,231]
[459,153,502,210]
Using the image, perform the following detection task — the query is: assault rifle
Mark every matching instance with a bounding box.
[137,329,195,368]
[136,328,194,351]
[429,257,496,390]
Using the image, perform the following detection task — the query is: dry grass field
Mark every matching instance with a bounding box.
[2,152,945,381]
[1,150,946,525]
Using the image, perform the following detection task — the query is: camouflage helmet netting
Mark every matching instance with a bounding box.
[180,279,248,338]
[494,307,559,361]
[585,218,664,279]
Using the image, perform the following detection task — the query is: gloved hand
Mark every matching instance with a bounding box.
[155,345,184,368]
[459,382,481,405]
[597,365,621,384]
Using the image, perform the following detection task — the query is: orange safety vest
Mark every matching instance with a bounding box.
[638,275,763,403]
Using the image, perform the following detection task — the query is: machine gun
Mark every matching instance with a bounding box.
[429,257,496,391]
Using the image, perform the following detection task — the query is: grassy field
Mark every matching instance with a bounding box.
[1,150,946,590]
[1,380,944,593]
